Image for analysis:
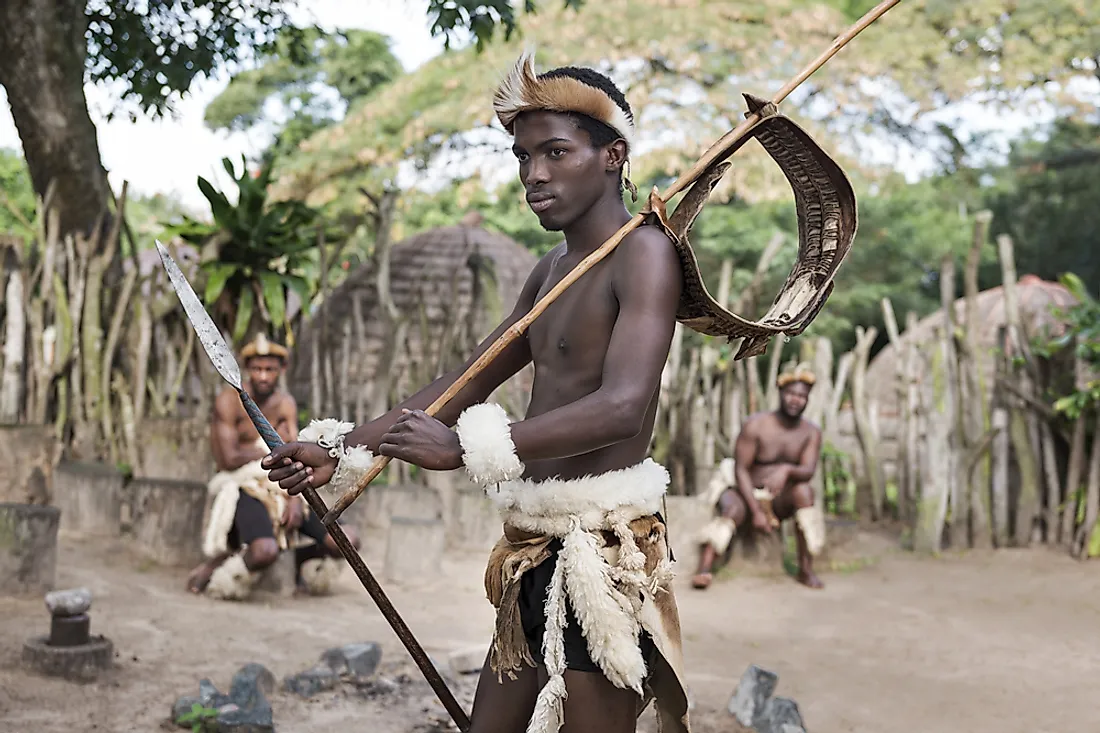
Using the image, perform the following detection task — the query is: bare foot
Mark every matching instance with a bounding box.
[185,560,221,594]
[691,573,713,590]
[796,569,824,589]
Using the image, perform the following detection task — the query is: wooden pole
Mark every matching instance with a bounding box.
[323,0,904,525]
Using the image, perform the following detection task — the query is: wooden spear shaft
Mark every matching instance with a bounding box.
[323,0,902,526]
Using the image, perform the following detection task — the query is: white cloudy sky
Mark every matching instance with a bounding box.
[0,1,1092,216]
[0,0,446,212]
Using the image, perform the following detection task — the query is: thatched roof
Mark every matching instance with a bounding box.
[863,275,1078,415]
[288,221,539,411]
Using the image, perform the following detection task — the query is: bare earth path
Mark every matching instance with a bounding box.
[1,535,1097,733]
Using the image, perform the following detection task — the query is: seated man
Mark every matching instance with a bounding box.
[692,363,826,590]
[185,335,359,599]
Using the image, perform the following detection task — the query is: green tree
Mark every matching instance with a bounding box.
[0,148,36,239]
[165,156,340,346]
[982,118,1100,294]
[0,0,297,241]
[204,26,402,163]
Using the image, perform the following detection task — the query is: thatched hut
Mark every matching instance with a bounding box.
[830,275,1078,476]
[288,218,539,424]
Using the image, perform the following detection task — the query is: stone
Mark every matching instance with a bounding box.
[320,641,382,682]
[229,663,276,704]
[284,664,339,698]
[755,696,806,733]
[22,635,112,682]
[448,646,487,676]
[173,668,275,732]
[728,664,779,727]
[45,587,92,616]
[0,503,60,596]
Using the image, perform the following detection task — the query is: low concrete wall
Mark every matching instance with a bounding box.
[0,424,58,505]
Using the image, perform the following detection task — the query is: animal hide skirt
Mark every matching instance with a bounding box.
[482,459,691,733]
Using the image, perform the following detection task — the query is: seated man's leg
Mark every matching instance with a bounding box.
[292,508,360,595]
[771,482,824,589]
[692,488,746,589]
[199,492,280,600]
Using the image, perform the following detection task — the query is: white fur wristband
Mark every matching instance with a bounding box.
[455,403,525,487]
[299,418,376,495]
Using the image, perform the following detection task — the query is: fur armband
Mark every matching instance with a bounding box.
[299,418,376,495]
[455,403,525,487]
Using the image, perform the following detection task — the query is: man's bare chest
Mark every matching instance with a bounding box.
[753,428,810,464]
[527,260,617,369]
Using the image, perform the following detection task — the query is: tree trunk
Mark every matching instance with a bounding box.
[0,0,111,240]
[851,326,884,520]
[963,212,993,549]
[938,255,967,549]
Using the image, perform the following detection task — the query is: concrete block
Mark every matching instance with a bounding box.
[53,461,125,538]
[384,516,445,584]
[254,550,298,596]
[446,486,501,551]
[0,503,60,596]
[129,477,207,567]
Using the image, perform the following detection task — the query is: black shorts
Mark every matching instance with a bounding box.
[518,537,658,675]
[226,491,329,549]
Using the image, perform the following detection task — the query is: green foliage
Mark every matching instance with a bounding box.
[84,0,298,119]
[204,26,402,162]
[0,147,35,238]
[427,0,586,51]
[984,118,1100,293]
[175,702,219,733]
[1033,273,1100,420]
[164,156,339,344]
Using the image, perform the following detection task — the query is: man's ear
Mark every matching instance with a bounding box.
[605,139,628,172]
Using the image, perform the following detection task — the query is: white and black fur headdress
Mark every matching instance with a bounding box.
[492,49,636,154]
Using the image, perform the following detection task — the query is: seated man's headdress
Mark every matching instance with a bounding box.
[240,334,288,363]
[777,362,817,389]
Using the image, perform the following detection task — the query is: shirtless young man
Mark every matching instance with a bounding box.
[186,335,359,599]
[692,364,825,590]
[262,53,692,732]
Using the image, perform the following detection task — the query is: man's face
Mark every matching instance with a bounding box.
[245,356,283,397]
[512,110,618,231]
[779,382,811,419]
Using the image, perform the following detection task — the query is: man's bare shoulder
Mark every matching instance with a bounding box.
[612,224,681,298]
[800,418,823,437]
[741,411,773,431]
[213,387,242,418]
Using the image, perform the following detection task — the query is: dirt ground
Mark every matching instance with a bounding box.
[1,532,1098,733]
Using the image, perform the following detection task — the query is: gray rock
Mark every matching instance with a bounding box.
[171,696,203,727]
[727,664,779,726]
[284,664,339,698]
[230,663,276,703]
[320,642,382,682]
[173,669,274,732]
[756,696,806,733]
[44,588,91,617]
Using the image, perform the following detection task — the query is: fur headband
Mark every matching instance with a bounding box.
[493,49,636,153]
[777,362,816,389]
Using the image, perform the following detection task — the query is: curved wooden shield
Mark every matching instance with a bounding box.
[644,93,858,360]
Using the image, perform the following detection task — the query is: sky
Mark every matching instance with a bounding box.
[0,0,446,213]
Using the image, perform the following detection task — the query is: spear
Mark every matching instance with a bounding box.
[322,0,903,526]
[154,241,471,732]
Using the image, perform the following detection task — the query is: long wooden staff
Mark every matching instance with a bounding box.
[323,0,902,526]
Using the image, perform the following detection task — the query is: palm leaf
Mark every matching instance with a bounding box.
[258,272,287,330]
[233,286,255,343]
[201,263,240,305]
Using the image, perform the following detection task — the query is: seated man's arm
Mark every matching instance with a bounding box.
[211,390,266,471]
[502,227,682,461]
[341,249,551,452]
[732,420,767,518]
[785,426,822,484]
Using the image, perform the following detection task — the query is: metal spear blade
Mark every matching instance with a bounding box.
[155,239,242,391]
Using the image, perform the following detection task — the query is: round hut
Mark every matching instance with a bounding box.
[288,217,539,425]
[830,274,1079,478]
